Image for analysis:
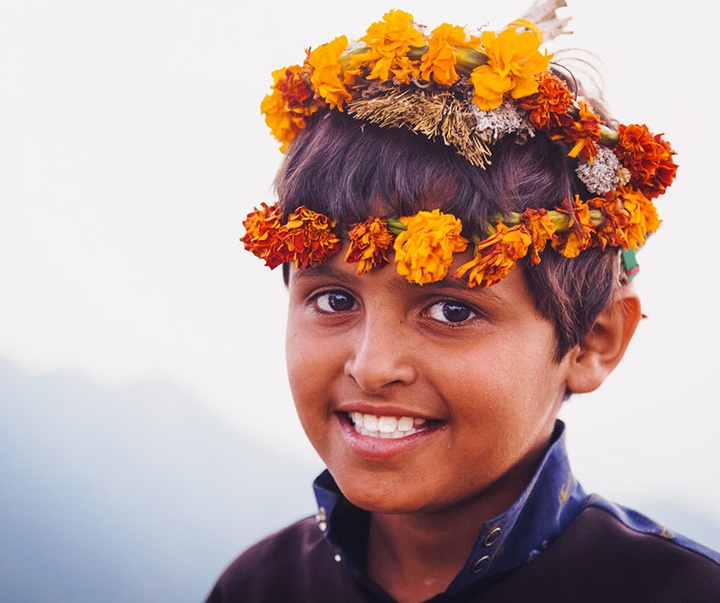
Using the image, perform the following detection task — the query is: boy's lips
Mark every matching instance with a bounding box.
[335,410,444,460]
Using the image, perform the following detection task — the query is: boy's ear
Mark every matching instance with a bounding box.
[566,286,643,394]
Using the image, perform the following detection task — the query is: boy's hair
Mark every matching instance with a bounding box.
[275,108,621,361]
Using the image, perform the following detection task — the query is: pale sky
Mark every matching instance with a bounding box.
[1,0,719,528]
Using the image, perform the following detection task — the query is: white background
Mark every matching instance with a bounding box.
[1,0,719,537]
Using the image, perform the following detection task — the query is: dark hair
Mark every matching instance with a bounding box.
[274,109,621,361]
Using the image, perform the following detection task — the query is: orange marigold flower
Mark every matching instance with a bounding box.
[240,202,287,269]
[345,218,395,274]
[278,206,341,268]
[419,23,479,86]
[549,101,603,162]
[455,222,532,288]
[613,187,661,249]
[470,27,552,111]
[613,124,678,199]
[260,65,321,152]
[519,72,574,130]
[520,208,557,264]
[551,196,597,258]
[308,35,353,110]
[349,9,426,84]
[393,209,469,285]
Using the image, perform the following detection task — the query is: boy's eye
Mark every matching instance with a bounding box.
[314,290,357,313]
[426,300,477,324]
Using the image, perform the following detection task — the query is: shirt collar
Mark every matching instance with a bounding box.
[311,419,588,593]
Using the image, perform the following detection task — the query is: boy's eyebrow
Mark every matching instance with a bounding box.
[423,275,504,301]
[292,263,504,301]
[289,263,355,284]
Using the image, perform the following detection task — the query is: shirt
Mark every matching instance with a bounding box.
[205,421,720,602]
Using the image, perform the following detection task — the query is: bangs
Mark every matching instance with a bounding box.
[273,110,580,240]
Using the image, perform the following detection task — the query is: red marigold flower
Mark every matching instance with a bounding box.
[590,194,631,250]
[455,222,532,288]
[240,202,287,269]
[613,124,678,199]
[277,206,341,268]
[549,101,603,162]
[519,72,574,130]
[345,218,395,273]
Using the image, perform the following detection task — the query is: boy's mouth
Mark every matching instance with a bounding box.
[348,411,431,439]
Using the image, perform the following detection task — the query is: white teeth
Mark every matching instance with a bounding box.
[378,416,397,433]
[349,412,429,438]
[397,416,414,431]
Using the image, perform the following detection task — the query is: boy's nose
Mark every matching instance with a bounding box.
[344,315,417,393]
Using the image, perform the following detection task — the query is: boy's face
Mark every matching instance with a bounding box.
[286,249,572,516]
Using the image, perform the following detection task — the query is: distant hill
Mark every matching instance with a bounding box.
[0,358,321,603]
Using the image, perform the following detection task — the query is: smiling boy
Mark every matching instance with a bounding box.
[205,4,720,602]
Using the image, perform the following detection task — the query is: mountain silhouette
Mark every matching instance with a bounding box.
[0,358,321,603]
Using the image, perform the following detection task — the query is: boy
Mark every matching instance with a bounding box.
[206,3,720,601]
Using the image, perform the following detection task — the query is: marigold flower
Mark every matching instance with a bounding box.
[278,206,341,268]
[240,202,287,269]
[519,72,574,130]
[551,196,597,258]
[308,35,353,110]
[590,194,631,249]
[345,218,395,274]
[613,124,678,199]
[261,65,321,152]
[470,27,552,111]
[419,23,479,86]
[613,187,661,249]
[455,222,532,288]
[550,101,603,162]
[521,208,557,264]
[348,9,425,84]
[393,209,469,285]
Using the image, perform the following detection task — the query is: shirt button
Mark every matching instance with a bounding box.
[315,506,327,532]
[483,526,502,547]
[471,555,491,574]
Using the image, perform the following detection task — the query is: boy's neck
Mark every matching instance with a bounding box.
[365,446,546,602]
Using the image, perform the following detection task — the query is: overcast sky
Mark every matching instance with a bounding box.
[1,0,719,529]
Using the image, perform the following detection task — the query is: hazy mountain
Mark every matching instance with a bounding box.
[0,358,321,603]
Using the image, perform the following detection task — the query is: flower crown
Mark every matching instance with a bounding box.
[242,1,677,288]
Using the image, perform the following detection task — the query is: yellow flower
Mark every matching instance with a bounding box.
[419,23,480,86]
[551,196,596,258]
[455,222,532,288]
[393,209,469,285]
[308,35,353,110]
[521,208,557,264]
[614,187,661,250]
[348,9,425,84]
[470,26,551,111]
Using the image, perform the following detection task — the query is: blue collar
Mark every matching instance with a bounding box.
[312,420,589,595]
